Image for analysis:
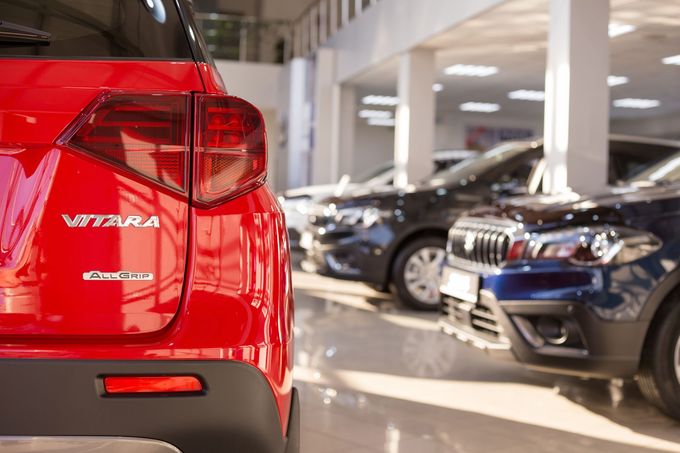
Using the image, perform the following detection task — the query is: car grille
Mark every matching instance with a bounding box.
[448,217,517,269]
[442,295,503,338]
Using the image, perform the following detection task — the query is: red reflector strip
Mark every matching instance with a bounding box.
[103,376,203,394]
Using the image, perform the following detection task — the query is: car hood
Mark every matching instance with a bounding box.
[469,183,680,231]
[321,183,428,209]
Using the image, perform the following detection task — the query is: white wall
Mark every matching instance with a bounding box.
[214,60,282,110]
[349,120,395,178]
[611,114,680,141]
[214,60,285,190]
[435,113,543,150]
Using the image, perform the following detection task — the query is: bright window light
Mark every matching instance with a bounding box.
[358,110,392,119]
[609,23,636,38]
[460,102,501,113]
[662,54,680,65]
[432,83,444,92]
[362,95,399,106]
[613,98,660,109]
[368,118,396,127]
[508,90,545,102]
[607,75,629,87]
[444,64,498,77]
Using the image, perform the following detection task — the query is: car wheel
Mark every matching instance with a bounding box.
[392,236,447,311]
[638,295,680,420]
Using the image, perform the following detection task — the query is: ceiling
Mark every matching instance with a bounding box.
[350,0,680,122]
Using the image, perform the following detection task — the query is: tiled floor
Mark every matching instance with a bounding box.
[292,268,680,453]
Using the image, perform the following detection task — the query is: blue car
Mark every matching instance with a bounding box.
[439,150,680,419]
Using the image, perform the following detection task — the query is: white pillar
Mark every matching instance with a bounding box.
[331,84,356,181]
[543,0,610,194]
[286,57,312,188]
[394,49,436,188]
[312,48,336,185]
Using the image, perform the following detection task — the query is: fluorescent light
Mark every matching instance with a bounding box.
[508,89,545,102]
[613,98,660,109]
[432,83,444,92]
[609,23,636,38]
[358,109,392,119]
[444,64,498,77]
[460,102,500,113]
[607,75,629,87]
[662,54,680,65]
[362,95,399,106]
[368,118,396,127]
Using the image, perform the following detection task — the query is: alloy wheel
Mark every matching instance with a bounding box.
[403,246,446,306]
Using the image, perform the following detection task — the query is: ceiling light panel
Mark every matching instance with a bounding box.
[444,64,499,77]
[459,102,501,113]
[508,90,545,101]
[362,95,399,106]
[613,98,660,109]
[368,118,396,127]
[608,23,636,38]
[607,75,629,87]
[662,55,680,65]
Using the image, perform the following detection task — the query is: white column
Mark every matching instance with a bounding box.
[286,58,312,188]
[394,48,436,188]
[331,84,356,181]
[543,0,610,194]
[312,48,336,185]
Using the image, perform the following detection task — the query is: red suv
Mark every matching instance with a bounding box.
[0,1,297,452]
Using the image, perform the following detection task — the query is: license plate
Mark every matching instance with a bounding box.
[440,266,480,303]
[299,231,314,250]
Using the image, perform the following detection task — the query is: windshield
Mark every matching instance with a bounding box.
[423,142,532,186]
[355,161,395,184]
[630,150,680,185]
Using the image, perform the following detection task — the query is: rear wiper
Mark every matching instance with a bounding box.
[0,20,51,44]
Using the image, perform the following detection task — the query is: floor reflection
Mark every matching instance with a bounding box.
[292,267,680,453]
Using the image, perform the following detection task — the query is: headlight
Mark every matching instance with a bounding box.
[334,206,387,228]
[514,226,661,266]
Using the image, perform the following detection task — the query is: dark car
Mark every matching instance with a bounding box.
[301,136,680,310]
[439,150,680,419]
[0,1,297,452]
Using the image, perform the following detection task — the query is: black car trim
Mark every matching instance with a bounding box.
[0,359,298,453]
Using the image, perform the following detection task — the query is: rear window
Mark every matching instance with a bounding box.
[0,0,193,59]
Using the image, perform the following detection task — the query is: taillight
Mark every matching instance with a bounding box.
[194,94,267,206]
[60,92,190,192]
[103,375,204,394]
[60,92,267,205]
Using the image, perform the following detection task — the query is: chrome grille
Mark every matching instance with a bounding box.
[448,217,517,268]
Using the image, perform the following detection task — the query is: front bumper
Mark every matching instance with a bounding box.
[0,359,299,453]
[300,227,388,286]
[439,289,646,379]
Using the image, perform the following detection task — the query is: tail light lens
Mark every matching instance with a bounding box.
[60,92,267,205]
[194,94,267,206]
[103,375,203,394]
[62,93,189,192]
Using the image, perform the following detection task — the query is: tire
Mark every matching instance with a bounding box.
[391,236,447,311]
[365,283,390,294]
[637,295,680,420]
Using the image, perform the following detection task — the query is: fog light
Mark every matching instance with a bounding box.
[536,316,569,345]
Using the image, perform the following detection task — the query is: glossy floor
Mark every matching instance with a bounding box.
[292,269,680,453]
